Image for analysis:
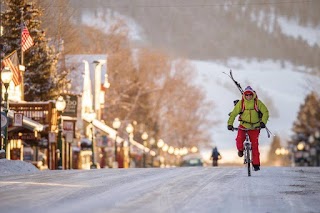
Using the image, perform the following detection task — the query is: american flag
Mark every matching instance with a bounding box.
[2,51,22,86]
[21,25,34,52]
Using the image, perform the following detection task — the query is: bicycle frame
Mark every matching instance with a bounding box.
[233,127,259,177]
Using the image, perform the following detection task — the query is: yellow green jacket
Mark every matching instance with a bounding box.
[228,93,269,129]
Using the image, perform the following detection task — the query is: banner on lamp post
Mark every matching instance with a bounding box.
[65,132,73,143]
[48,132,56,143]
[1,112,8,130]
[63,121,74,132]
[63,121,74,142]
[13,113,23,127]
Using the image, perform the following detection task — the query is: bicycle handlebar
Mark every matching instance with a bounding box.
[232,127,261,131]
[231,126,273,138]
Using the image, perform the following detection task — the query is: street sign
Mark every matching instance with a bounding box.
[62,95,78,117]
[49,132,57,143]
[1,112,8,130]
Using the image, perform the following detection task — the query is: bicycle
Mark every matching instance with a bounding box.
[233,127,260,177]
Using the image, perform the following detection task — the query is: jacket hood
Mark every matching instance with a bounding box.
[242,86,256,99]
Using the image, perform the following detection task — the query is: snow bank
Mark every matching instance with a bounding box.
[0,159,39,177]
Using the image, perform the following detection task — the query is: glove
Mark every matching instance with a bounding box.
[260,122,266,129]
[227,125,234,131]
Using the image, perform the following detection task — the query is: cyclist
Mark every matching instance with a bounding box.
[227,86,269,171]
[210,146,221,167]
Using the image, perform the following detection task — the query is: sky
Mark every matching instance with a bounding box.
[78,6,320,163]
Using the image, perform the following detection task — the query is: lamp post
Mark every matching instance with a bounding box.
[112,118,121,168]
[126,123,134,167]
[149,137,155,167]
[315,131,320,166]
[1,67,13,156]
[157,139,164,167]
[87,112,97,169]
[275,147,289,166]
[308,134,317,166]
[55,96,66,169]
[141,131,148,168]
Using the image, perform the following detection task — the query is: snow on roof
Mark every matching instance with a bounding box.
[0,159,39,177]
[81,138,92,145]
[72,147,81,152]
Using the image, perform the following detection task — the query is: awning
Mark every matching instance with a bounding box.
[7,110,45,132]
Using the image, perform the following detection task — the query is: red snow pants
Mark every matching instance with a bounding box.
[236,125,260,166]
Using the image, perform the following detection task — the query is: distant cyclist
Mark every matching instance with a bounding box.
[227,86,269,171]
[210,146,221,167]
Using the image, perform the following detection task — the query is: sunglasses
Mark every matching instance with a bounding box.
[245,94,253,96]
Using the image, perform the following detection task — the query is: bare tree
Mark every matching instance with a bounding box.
[35,0,80,54]
[106,43,214,148]
[36,3,215,149]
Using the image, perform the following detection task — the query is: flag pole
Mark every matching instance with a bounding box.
[20,7,24,101]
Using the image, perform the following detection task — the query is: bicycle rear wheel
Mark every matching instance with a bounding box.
[246,147,251,176]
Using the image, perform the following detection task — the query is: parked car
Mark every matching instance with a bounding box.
[180,154,203,167]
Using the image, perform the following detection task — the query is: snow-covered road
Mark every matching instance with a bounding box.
[0,167,319,213]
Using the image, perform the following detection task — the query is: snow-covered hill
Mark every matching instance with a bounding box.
[192,59,318,163]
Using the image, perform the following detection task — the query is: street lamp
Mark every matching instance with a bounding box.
[126,123,134,135]
[297,141,305,151]
[191,146,198,153]
[126,123,134,167]
[157,139,164,149]
[112,118,121,168]
[55,96,66,169]
[1,67,13,156]
[141,131,148,168]
[87,111,96,169]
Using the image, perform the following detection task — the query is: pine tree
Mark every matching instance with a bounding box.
[290,91,320,166]
[292,91,320,136]
[1,0,66,101]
